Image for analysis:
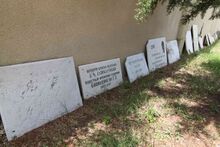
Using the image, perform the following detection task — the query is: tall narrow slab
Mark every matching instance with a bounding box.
[199,37,204,49]
[205,34,210,46]
[79,58,123,99]
[185,31,194,54]
[125,53,149,83]
[192,25,199,52]
[0,57,83,141]
[167,40,180,64]
[146,37,168,72]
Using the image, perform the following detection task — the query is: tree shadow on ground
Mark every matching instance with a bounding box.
[2,44,220,146]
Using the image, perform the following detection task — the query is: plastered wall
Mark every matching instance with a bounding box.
[0,0,181,67]
[0,0,219,68]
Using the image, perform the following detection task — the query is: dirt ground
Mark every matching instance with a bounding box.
[0,42,220,147]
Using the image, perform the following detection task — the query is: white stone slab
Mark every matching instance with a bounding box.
[79,58,123,99]
[208,34,215,44]
[125,53,149,83]
[199,37,204,49]
[167,40,180,64]
[146,37,168,72]
[192,25,199,52]
[213,33,218,41]
[205,34,210,46]
[0,57,83,141]
[185,31,194,54]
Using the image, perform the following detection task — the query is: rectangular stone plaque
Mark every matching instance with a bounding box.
[0,57,83,141]
[192,25,199,52]
[199,37,204,49]
[167,40,180,64]
[185,31,194,54]
[79,58,123,99]
[146,37,168,72]
[125,53,149,83]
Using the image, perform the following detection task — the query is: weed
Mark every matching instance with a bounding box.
[103,115,112,125]
[145,108,160,123]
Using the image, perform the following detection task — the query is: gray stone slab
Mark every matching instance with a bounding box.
[146,37,168,72]
[185,31,194,54]
[199,37,204,49]
[79,58,123,99]
[0,57,83,141]
[167,40,180,64]
[125,53,149,83]
[192,25,199,52]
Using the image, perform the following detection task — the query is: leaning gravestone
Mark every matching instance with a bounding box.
[208,34,215,44]
[79,58,123,99]
[185,31,194,54]
[0,57,83,141]
[205,34,210,46]
[213,33,218,41]
[167,40,180,64]
[199,37,204,49]
[192,25,199,52]
[146,37,168,72]
[125,53,149,83]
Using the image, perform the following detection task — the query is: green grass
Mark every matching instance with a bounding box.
[81,131,138,147]
[76,41,220,146]
[4,41,220,146]
[145,108,160,123]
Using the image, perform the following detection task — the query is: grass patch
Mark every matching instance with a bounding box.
[4,41,220,146]
[145,108,160,123]
[83,131,138,147]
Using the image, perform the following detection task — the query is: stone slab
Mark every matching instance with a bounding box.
[146,37,168,72]
[192,25,199,52]
[205,34,210,46]
[208,34,215,44]
[125,53,149,83]
[0,57,83,141]
[79,58,123,99]
[167,40,180,64]
[185,31,194,54]
[213,33,218,41]
[199,37,204,49]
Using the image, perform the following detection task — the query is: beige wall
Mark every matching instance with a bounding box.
[0,0,219,69]
[0,0,181,68]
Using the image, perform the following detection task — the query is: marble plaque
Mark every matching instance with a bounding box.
[185,31,194,54]
[0,57,83,141]
[199,37,204,49]
[125,53,149,83]
[167,40,180,64]
[79,58,123,99]
[192,25,199,52]
[146,37,168,72]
